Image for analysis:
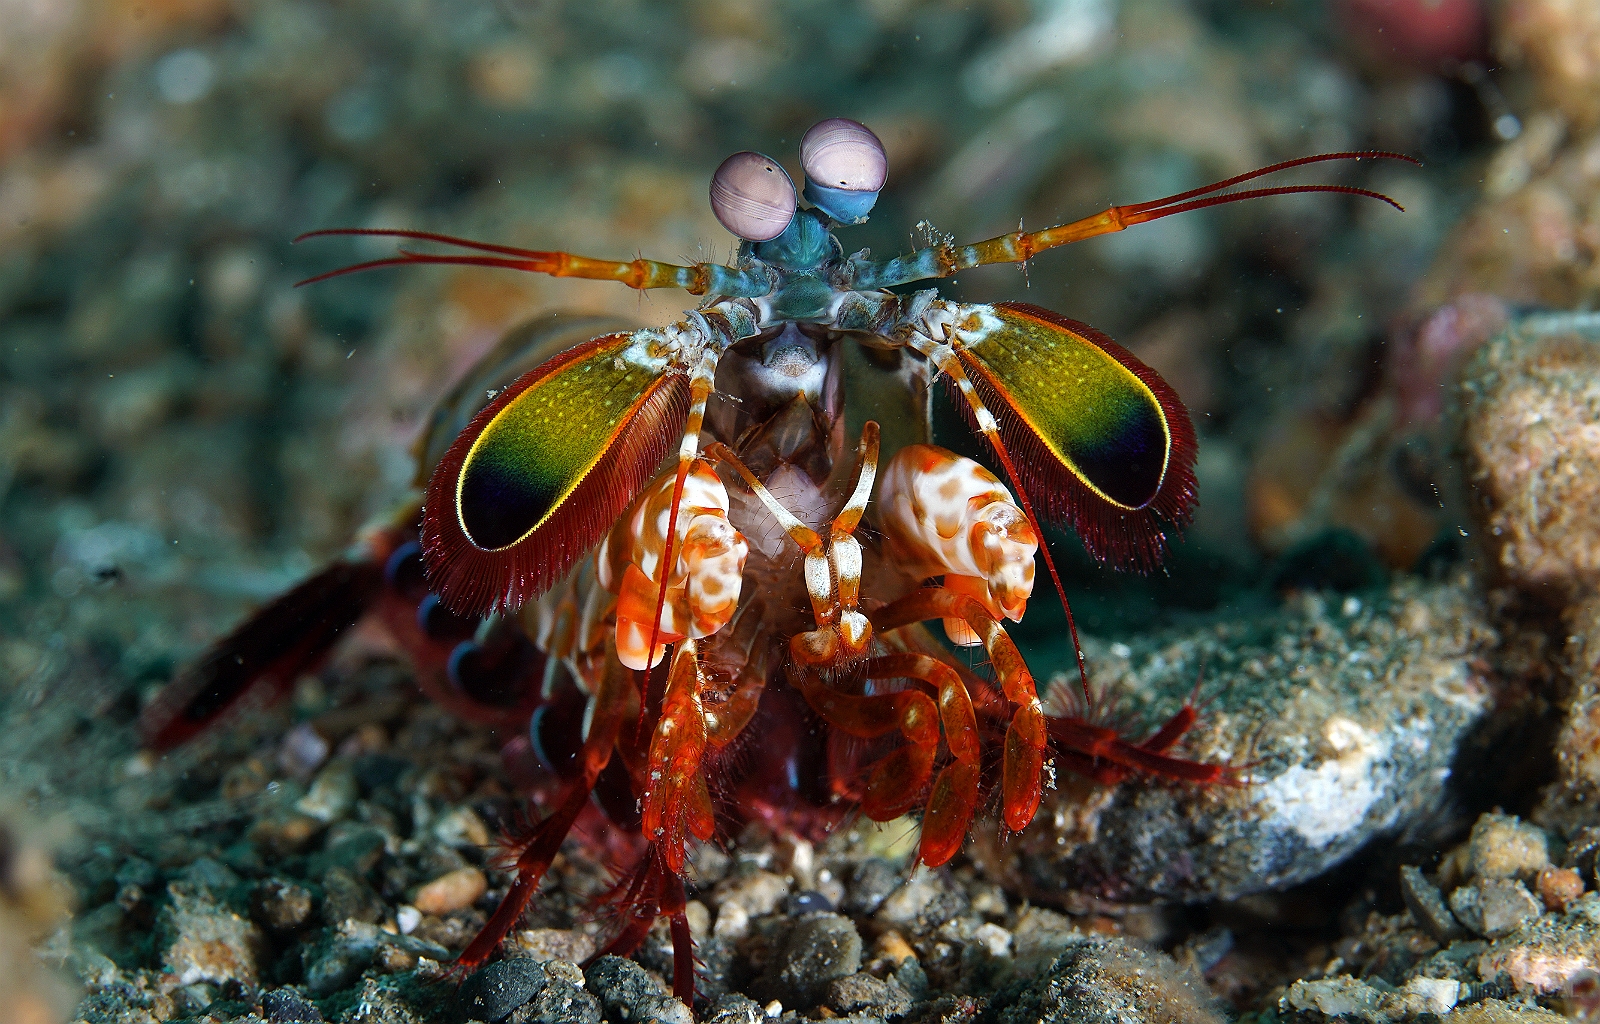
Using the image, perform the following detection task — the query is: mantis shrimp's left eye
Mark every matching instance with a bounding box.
[710,151,797,242]
[799,118,886,224]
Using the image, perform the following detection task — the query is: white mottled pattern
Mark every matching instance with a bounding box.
[879,443,1037,645]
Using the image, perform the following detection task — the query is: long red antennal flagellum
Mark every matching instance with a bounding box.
[1123,183,1407,223]
[1122,150,1420,215]
[856,151,1419,289]
[295,226,558,258]
[292,227,774,296]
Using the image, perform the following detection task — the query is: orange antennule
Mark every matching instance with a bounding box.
[958,151,1419,267]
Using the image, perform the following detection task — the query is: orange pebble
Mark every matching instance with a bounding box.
[1536,866,1585,911]
[413,866,488,915]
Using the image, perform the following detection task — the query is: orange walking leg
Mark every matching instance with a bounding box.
[872,587,1046,833]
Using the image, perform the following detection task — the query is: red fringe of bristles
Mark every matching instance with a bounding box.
[421,333,691,617]
[956,302,1199,573]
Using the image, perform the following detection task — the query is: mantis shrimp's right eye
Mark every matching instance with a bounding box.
[710,151,797,242]
[800,118,887,192]
[799,118,887,224]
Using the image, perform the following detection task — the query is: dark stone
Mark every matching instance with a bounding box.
[788,890,835,915]
[264,988,324,1023]
[311,825,387,877]
[113,856,158,889]
[701,993,764,1024]
[353,754,413,793]
[827,973,913,1017]
[321,867,384,926]
[524,971,601,1024]
[251,878,315,933]
[1400,865,1466,944]
[455,958,548,1024]
[844,859,899,915]
[751,912,863,1010]
[583,956,662,1018]
[582,955,690,1024]
[996,940,1223,1024]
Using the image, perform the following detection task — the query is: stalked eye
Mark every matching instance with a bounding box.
[710,151,797,242]
[800,118,887,192]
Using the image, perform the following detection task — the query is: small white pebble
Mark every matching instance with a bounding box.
[764,1001,783,1018]
[396,905,421,934]
[972,922,1013,957]
[279,722,329,777]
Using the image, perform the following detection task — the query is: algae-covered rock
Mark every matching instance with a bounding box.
[975,576,1492,903]
[998,939,1223,1024]
[1460,313,1600,601]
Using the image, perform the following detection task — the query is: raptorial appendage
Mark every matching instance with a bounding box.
[879,443,1038,645]
[598,460,749,671]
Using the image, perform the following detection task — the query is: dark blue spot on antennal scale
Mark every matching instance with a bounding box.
[1070,399,1168,509]
[457,460,560,551]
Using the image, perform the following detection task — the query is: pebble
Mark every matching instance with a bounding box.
[1281,974,1469,1022]
[412,866,487,915]
[1536,867,1585,911]
[250,878,315,932]
[701,994,764,1024]
[524,963,602,1024]
[711,869,790,919]
[750,912,863,1010]
[322,867,385,926]
[997,938,1222,1024]
[312,824,388,876]
[280,723,331,778]
[843,858,899,915]
[875,867,969,931]
[1010,906,1087,974]
[158,884,266,987]
[264,989,325,1024]
[872,930,918,967]
[300,921,450,998]
[432,805,492,849]
[249,812,327,857]
[976,578,1493,902]
[510,928,597,965]
[825,973,913,1017]
[1465,813,1552,882]
[1449,879,1544,938]
[297,759,358,822]
[1399,865,1465,944]
[584,955,692,1024]
[455,958,547,1024]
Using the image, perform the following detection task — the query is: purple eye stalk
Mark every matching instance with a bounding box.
[710,151,798,242]
[799,118,887,225]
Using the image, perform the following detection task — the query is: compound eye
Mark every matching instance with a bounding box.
[710,151,797,242]
[800,118,887,192]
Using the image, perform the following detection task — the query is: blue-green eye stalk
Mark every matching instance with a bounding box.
[800,118,887,225]
[422,330,689,615]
